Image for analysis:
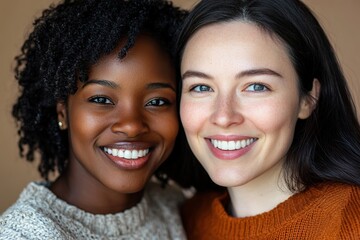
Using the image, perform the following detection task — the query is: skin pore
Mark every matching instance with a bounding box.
[180,21,319,217]
[51,36,179,214]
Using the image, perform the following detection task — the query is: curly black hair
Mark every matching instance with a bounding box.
[12,0,188,181]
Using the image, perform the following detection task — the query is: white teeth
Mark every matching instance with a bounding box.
[124,150,131,159]
[112,149,118,156]
[210,138,256,151]
[228,141,235,150]
[236,141,241,149]
[103,147,150,160]
[118,150,124,158]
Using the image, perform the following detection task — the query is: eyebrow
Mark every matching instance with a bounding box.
[147,82,176,92]
[82,79,118,89]
[182,71,212,80]
[236,68,282,78]
[182,68,282,81]
[82,79,175,92]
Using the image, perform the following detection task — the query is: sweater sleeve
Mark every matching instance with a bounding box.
[339,185,360,239]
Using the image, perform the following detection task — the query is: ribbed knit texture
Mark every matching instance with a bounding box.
[181,183,360,239]
[0,182,186,239]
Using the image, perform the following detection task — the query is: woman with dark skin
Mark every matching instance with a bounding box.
[177,0,360,239]
[0,0,188,239]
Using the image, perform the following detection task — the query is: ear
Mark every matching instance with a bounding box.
[56,101,68,130]
[298,78,321,119]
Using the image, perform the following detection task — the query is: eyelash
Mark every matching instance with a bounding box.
[145,98,170,107]
[89,96,170,108]
[189,83,269,93]
[245,83,269,92]
[190,85,213,92]
[88,95,114,105]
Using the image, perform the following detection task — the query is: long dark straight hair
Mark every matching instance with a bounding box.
[176,0,360,191]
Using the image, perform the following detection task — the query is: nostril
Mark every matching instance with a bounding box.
[110,120,149,137]
[210,103,243,127]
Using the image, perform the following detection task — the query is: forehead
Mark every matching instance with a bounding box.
[97,35,172,68]
[86,35,176,84]
[181,21,294,76]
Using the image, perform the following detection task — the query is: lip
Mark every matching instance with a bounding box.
[101,142,153,170]
[205,135,256,160]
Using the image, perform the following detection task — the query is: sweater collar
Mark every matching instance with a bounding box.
[211,183,337,237]
[23,182,150,237]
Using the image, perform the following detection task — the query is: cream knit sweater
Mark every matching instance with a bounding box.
[0,181,186,239]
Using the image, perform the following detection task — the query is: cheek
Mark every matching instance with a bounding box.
[153,111,179,145]
[166,116,179,143]
[68,107,106,144]
[248,99,300,134]
[180,100,207,135]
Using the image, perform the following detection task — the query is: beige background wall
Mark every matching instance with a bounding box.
[1,0,359,213]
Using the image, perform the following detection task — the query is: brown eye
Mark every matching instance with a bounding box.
[145,98,170,107]
[88,96,113,105]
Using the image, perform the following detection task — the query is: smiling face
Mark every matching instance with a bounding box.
[180,21,314,189]
[56,36,178,202]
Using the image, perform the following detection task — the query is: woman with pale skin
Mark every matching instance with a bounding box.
[176,0,360,239]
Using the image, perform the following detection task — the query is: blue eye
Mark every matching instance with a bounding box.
[191,85,213,92]
[245,83,269,92]
[88,96,113,105]
[146,98,170,107]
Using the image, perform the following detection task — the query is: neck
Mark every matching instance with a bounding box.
[50,166,143,215]
[227,162,294,217]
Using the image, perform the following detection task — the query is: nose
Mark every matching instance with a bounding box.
[209,92,244,128]
[110,105,149,138]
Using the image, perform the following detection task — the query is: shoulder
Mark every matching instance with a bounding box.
[348,183,360,199]
[0,201,63,239]
[333,183,360,238]
[0,182,66,239]
[338,183,360,217]
[312,183,360,238]
[321,182,360,204]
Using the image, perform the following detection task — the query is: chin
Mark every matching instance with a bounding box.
[106,176,150,194]
[209,170,249,188]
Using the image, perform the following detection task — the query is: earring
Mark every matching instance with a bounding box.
[58,121,63,129]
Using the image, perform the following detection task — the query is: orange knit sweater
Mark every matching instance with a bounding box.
[181,183,360,239]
